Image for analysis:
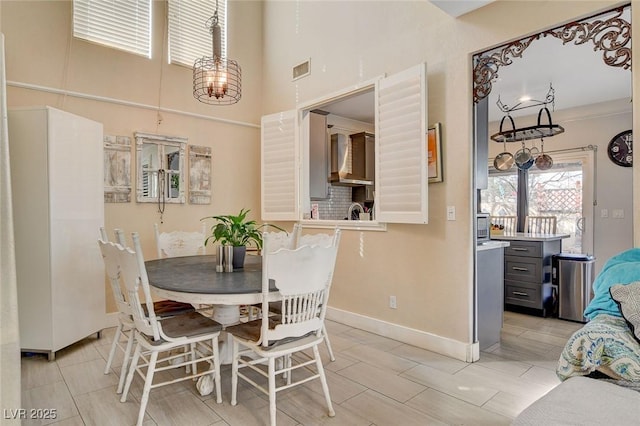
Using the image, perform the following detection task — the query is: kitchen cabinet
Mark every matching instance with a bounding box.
[494,235,564,316]
[353,185,375,203]
[475,96,489,190]
[477,241,509,350]
[9,106,105,360]
[309,111,330,200]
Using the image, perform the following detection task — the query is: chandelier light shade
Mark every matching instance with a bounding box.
[193,9,241,105]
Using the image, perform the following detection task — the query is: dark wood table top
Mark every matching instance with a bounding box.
[145,254,277,305]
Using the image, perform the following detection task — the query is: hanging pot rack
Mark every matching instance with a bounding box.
[490,85,565,143]
[490,108,565,143]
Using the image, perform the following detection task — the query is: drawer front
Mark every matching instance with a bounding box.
[505,241,542,258]
[505,280,541,308]
[505,256,542,283]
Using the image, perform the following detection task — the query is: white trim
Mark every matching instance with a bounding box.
[296,75,382,112]
[7,80,259,129]
[300,219,387,231]
[326,306,479,362]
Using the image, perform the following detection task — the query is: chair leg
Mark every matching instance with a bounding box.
[136,350,158,426]
[116,327,135,394]
[184,344,191,373]
[211,336,222,404]
[285,355,292,385]
[104,323,123,374]
[268,356,277,426]
[189,343,198,377]
[120,341,141,403]
[313,345,335,417]
[322,324,336,362]
[231,337,239,406]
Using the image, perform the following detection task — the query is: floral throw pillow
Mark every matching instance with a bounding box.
[610,281,640,344]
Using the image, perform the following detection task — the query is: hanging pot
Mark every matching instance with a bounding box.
[493,116,515,171]
[518,156,534,170]
[535,138,553,170]
[515,140,532,169]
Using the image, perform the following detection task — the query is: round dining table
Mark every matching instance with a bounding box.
[145,253,278,365]
[145,253,279,306]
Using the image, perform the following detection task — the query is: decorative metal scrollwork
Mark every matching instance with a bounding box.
[473,35,539,104]
[473,4,631,104]
[544,6,631,70]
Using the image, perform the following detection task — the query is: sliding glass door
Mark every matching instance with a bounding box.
[481,150,594,254]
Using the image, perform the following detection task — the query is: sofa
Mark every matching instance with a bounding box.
[513,248,640,424]
[513,375,640,425]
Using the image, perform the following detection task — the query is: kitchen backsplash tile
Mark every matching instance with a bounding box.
[314,186,352,220]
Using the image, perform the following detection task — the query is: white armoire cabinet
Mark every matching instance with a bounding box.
[9,106,105,360]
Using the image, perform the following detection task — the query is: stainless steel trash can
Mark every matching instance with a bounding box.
[552,254,596,323]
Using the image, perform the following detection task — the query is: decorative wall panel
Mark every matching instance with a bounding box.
[103,135,132,203]
[189,145,212,204]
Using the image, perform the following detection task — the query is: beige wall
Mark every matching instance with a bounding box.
[261,0,632,347]
[3,0,636,356]
[1,0,264,312]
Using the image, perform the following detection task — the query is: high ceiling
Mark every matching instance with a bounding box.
[318,4,632,126]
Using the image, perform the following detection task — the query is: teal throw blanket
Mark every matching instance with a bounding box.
[584,248,640,320]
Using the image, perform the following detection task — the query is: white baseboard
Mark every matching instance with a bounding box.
[326,307,479,362]
[103,308,480,362]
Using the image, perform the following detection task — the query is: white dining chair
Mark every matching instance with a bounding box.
[154,223,206,258]
[525,215,557,234]
[98,231,136,395]
[99,228,195,394]
[226,232,341,426]
[266,225,340,361]
[490,215,517,233]
[118,232,223,426]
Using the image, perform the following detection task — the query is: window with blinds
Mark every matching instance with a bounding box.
[73,0,152,58]
[168,0,227,68]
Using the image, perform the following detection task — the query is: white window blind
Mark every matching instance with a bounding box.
[73,0,152,58]
[168,0,226,67]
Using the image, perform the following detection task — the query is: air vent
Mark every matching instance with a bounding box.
[292,59,311,81]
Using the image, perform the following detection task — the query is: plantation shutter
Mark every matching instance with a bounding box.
[375,63,428,224]
[261,111,299,221]
[168,0,226,67]
[73,0,152,58]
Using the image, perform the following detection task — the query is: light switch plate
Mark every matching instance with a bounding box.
[447,206,456,221]
[601,209,609,218]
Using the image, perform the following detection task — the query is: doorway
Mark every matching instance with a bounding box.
[472,5,632,349]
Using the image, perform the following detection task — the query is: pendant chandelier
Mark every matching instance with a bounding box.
[193,1,241,105]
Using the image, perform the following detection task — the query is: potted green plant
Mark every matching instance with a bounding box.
[201,208,284,269]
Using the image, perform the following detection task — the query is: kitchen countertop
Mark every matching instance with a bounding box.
[477,240,510,251]
[490,232,570,242]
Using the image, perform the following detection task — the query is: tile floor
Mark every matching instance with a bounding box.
[20,311,583,425]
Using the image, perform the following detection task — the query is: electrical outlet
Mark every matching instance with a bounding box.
[389,295,397,309]
[612,209,625,219]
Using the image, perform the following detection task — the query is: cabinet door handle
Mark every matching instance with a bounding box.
[512,266,529,272]
[512,248,529,252]
[512,291,529,296]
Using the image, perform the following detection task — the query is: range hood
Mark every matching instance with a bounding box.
[329,132,374,187]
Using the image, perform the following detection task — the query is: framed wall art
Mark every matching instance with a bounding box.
[428,122,443,183]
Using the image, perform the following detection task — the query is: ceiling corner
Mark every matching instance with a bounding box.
[429,0,495,18]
